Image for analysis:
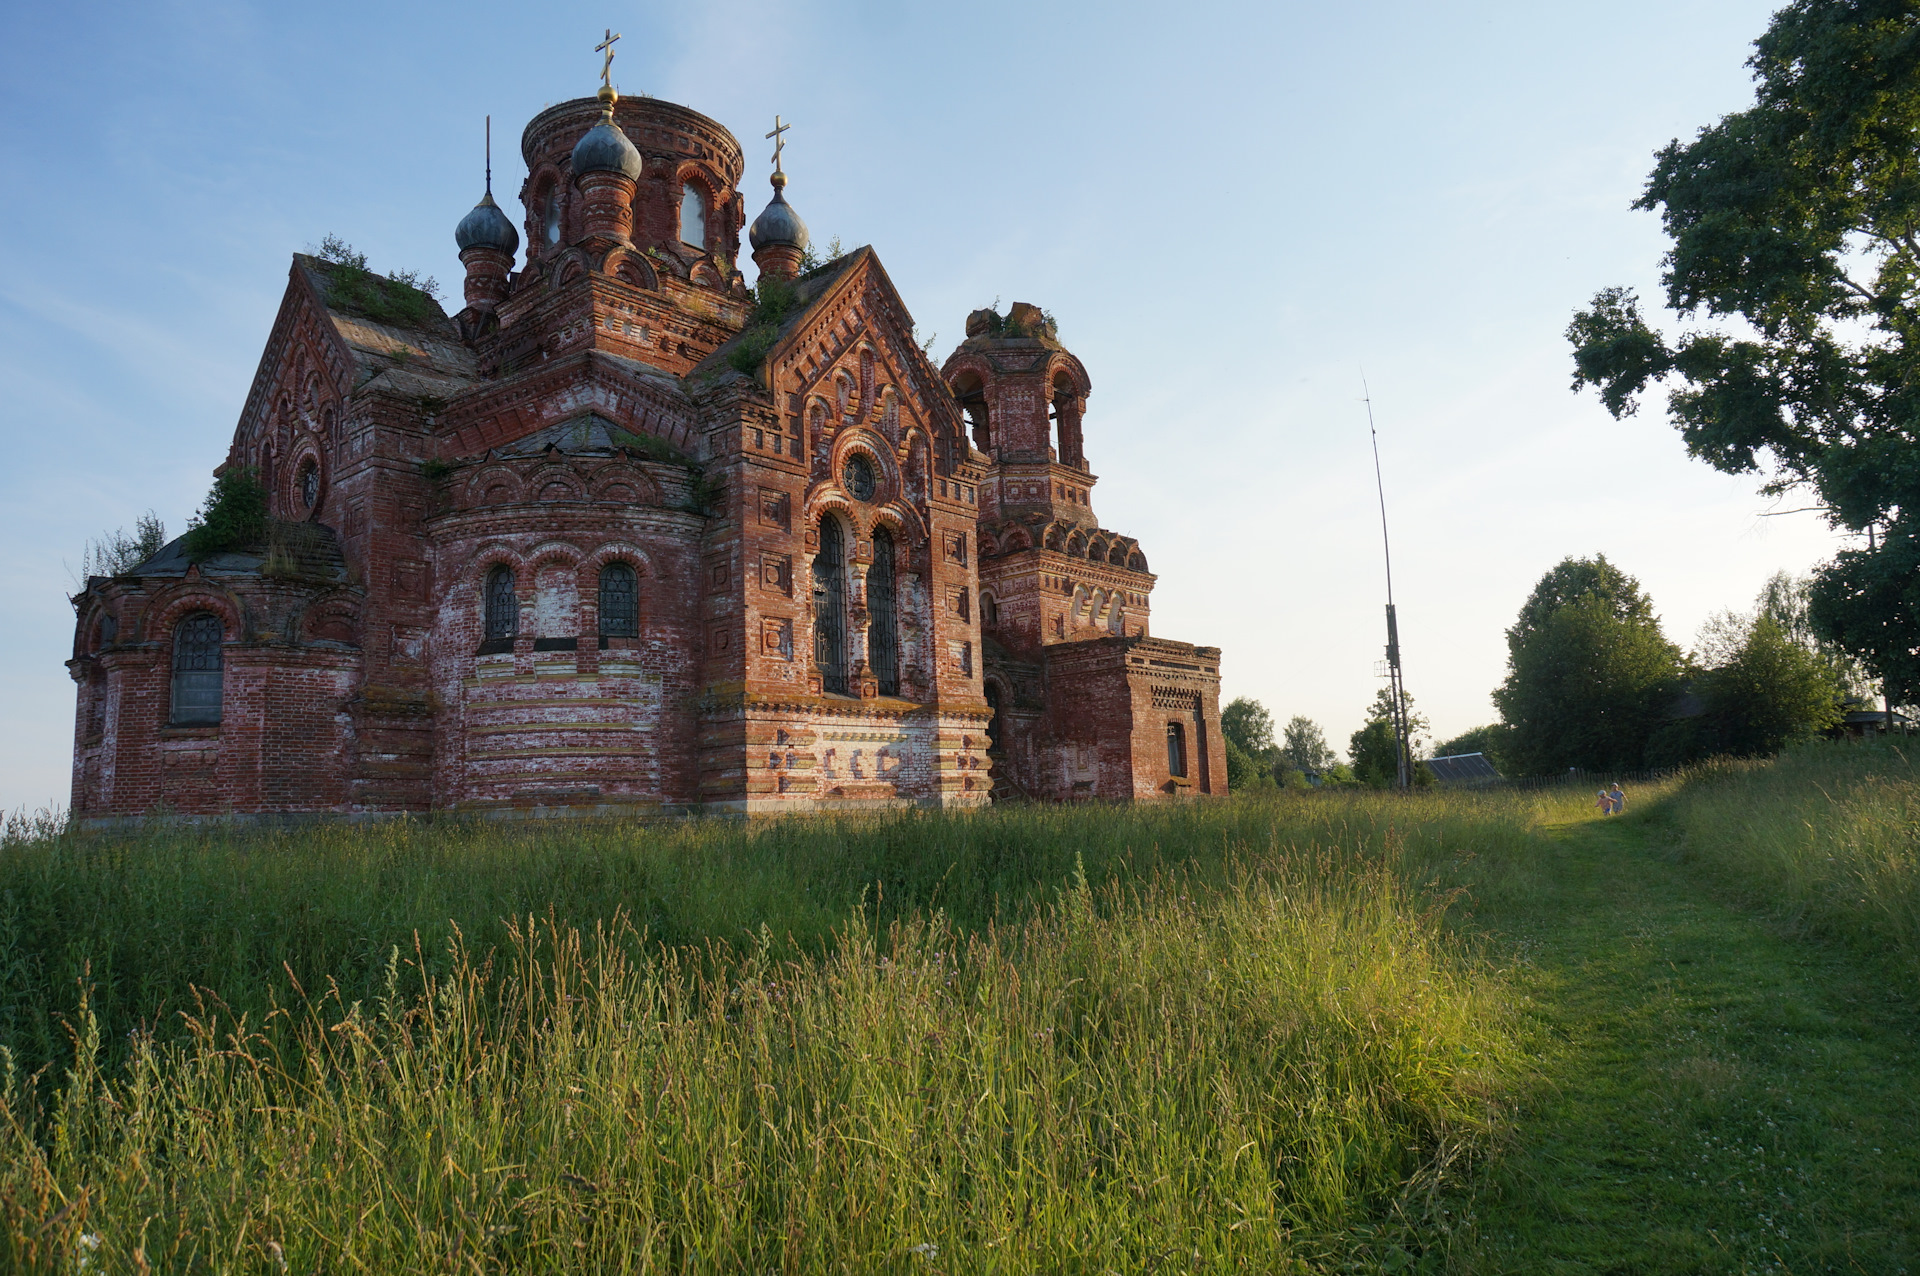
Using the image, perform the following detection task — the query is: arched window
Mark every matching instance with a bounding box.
[1166,721,1188,779]
[598,562,638,638]
[813,517,848,694]
[680,183,706,247]
[951,372,990,452]
[544,190,562,246]
[981,593,998,628]
[171,612,224,726]
[484,565,518,641]
[867,527,899,696]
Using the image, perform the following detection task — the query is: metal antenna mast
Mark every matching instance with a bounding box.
[1364,376,1412,792]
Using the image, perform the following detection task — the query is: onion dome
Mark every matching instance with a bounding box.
[571,87,643,181]
[749,172,809,252]
[455,192,520,254]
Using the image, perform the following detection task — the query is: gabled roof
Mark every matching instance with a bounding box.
[293,254,479,398]
[689,252,862,386]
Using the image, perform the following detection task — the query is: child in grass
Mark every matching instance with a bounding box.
[1609,783,1625,815]
[1597,789,1613,816]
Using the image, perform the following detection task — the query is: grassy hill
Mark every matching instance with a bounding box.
[1,742,1914,1272]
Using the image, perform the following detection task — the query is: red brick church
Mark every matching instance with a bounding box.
[66,63,1225,820]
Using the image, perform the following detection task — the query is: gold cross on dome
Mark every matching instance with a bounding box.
[595,28,621,89]
[766,115,791,173]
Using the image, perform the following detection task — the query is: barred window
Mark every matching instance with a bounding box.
[484,566,518,640]
[171,612,223,726]
[599,562,638,637]
[866,528,898,696]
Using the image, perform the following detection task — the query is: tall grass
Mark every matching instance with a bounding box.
[0,795,1531,1273]
[0,795,1542,1082]
[1657,739,1920,965]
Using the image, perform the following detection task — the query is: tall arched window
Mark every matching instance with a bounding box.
[1166,721,1188,779]
[680,183,707,247]
[867,527,899,696]
[544,190,562,245]
[171,612,224,726]
[812,517,848,695]
[599,562,638,638]
[484,566,518,642]
[981,593,998,628]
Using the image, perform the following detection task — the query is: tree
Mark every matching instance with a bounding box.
[1566,0,1920,703]
[1348,687,1429,788]
[77,510,166,581]
[1281,715,1338,774]
[1493,556,1685,774]
[1220,697,1275,756]
[1701,615,1846,755]
[183,468,267,561]
[1431,723,1513,772]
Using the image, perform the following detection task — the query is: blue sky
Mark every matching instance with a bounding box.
[0,0,1841,812]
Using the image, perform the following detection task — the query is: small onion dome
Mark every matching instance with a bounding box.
[455,192,520,254]
[571,92,643,181]
[749,175,810,252]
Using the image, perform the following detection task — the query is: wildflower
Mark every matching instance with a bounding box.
[908,1242,939,1259]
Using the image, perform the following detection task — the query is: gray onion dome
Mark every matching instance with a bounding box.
[455,192,520,254]
[749,183,809,252]
[571,112,643,181]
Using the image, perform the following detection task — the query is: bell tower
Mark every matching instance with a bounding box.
[942,305,1154,657]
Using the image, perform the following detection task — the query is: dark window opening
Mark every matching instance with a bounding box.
[981,593,998,627]
[171,611,223,726]
[299,461,319,510]
[598,562,638,637]
[1167,721,1188,779]
[844,453,877,502]
[484,565,518,643]
[813,516,848,695]
[867,527,899,696]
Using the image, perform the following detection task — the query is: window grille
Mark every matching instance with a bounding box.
[299,462,319,510]
[867,528,899,696]
[484,566,518,640]
[680,183,707,247]
[813,517,848,694]
[598,562,638,637]
[171,611,223,725]
[1166,721,1188,778]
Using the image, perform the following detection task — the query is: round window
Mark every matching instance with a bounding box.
[843,454,876,501]
[299,461,320,510]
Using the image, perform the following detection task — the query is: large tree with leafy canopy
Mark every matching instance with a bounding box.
[1567,0,1920,703]
[1493,556,1685,774]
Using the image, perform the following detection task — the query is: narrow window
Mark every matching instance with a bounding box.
[680,183,706,247]
[1195,715,1212,794]
[960,641,973,676]
[171,612,223,726]
[544,191,562,245]
[484,565,518,641]
[1167,721,1188,778]
[598,562,638,638]
[981,593,998,627]
[867,528,899,696]
[958,586,971,623]
[813,517,847,694]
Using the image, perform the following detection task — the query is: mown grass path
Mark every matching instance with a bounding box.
[1462,810,1920,1274]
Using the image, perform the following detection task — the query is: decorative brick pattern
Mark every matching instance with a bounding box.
[66,89,1224,821]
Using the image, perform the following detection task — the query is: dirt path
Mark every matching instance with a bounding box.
[1463,813,1920,1274]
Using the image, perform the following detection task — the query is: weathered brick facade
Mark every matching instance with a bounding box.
[66,85,1224,821]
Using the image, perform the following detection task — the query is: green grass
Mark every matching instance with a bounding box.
[1,795,1534,1272]
[5,748,1919,1272]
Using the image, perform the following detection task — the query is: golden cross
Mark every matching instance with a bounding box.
[595,28,621,89]
[766,115,791,173]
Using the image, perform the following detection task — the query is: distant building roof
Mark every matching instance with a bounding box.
[1427,752,1503,786]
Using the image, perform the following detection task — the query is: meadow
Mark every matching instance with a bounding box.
[1,743,1915,1272]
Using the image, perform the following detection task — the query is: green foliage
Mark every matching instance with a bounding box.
[1494,556,1684,774]
[1349,687,1430,787]
[1222,735,1276,790]
[1282,715,1339,774]
[1565,2,1920,700]
[418,458,455,483]
[78,510,166,580]
[1700,615,1847,756]
[182,468,267,562]
[313,234,443,329]
[1220,696,1275,755]
[1432,723,1512,772]
[727,276,806,377]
